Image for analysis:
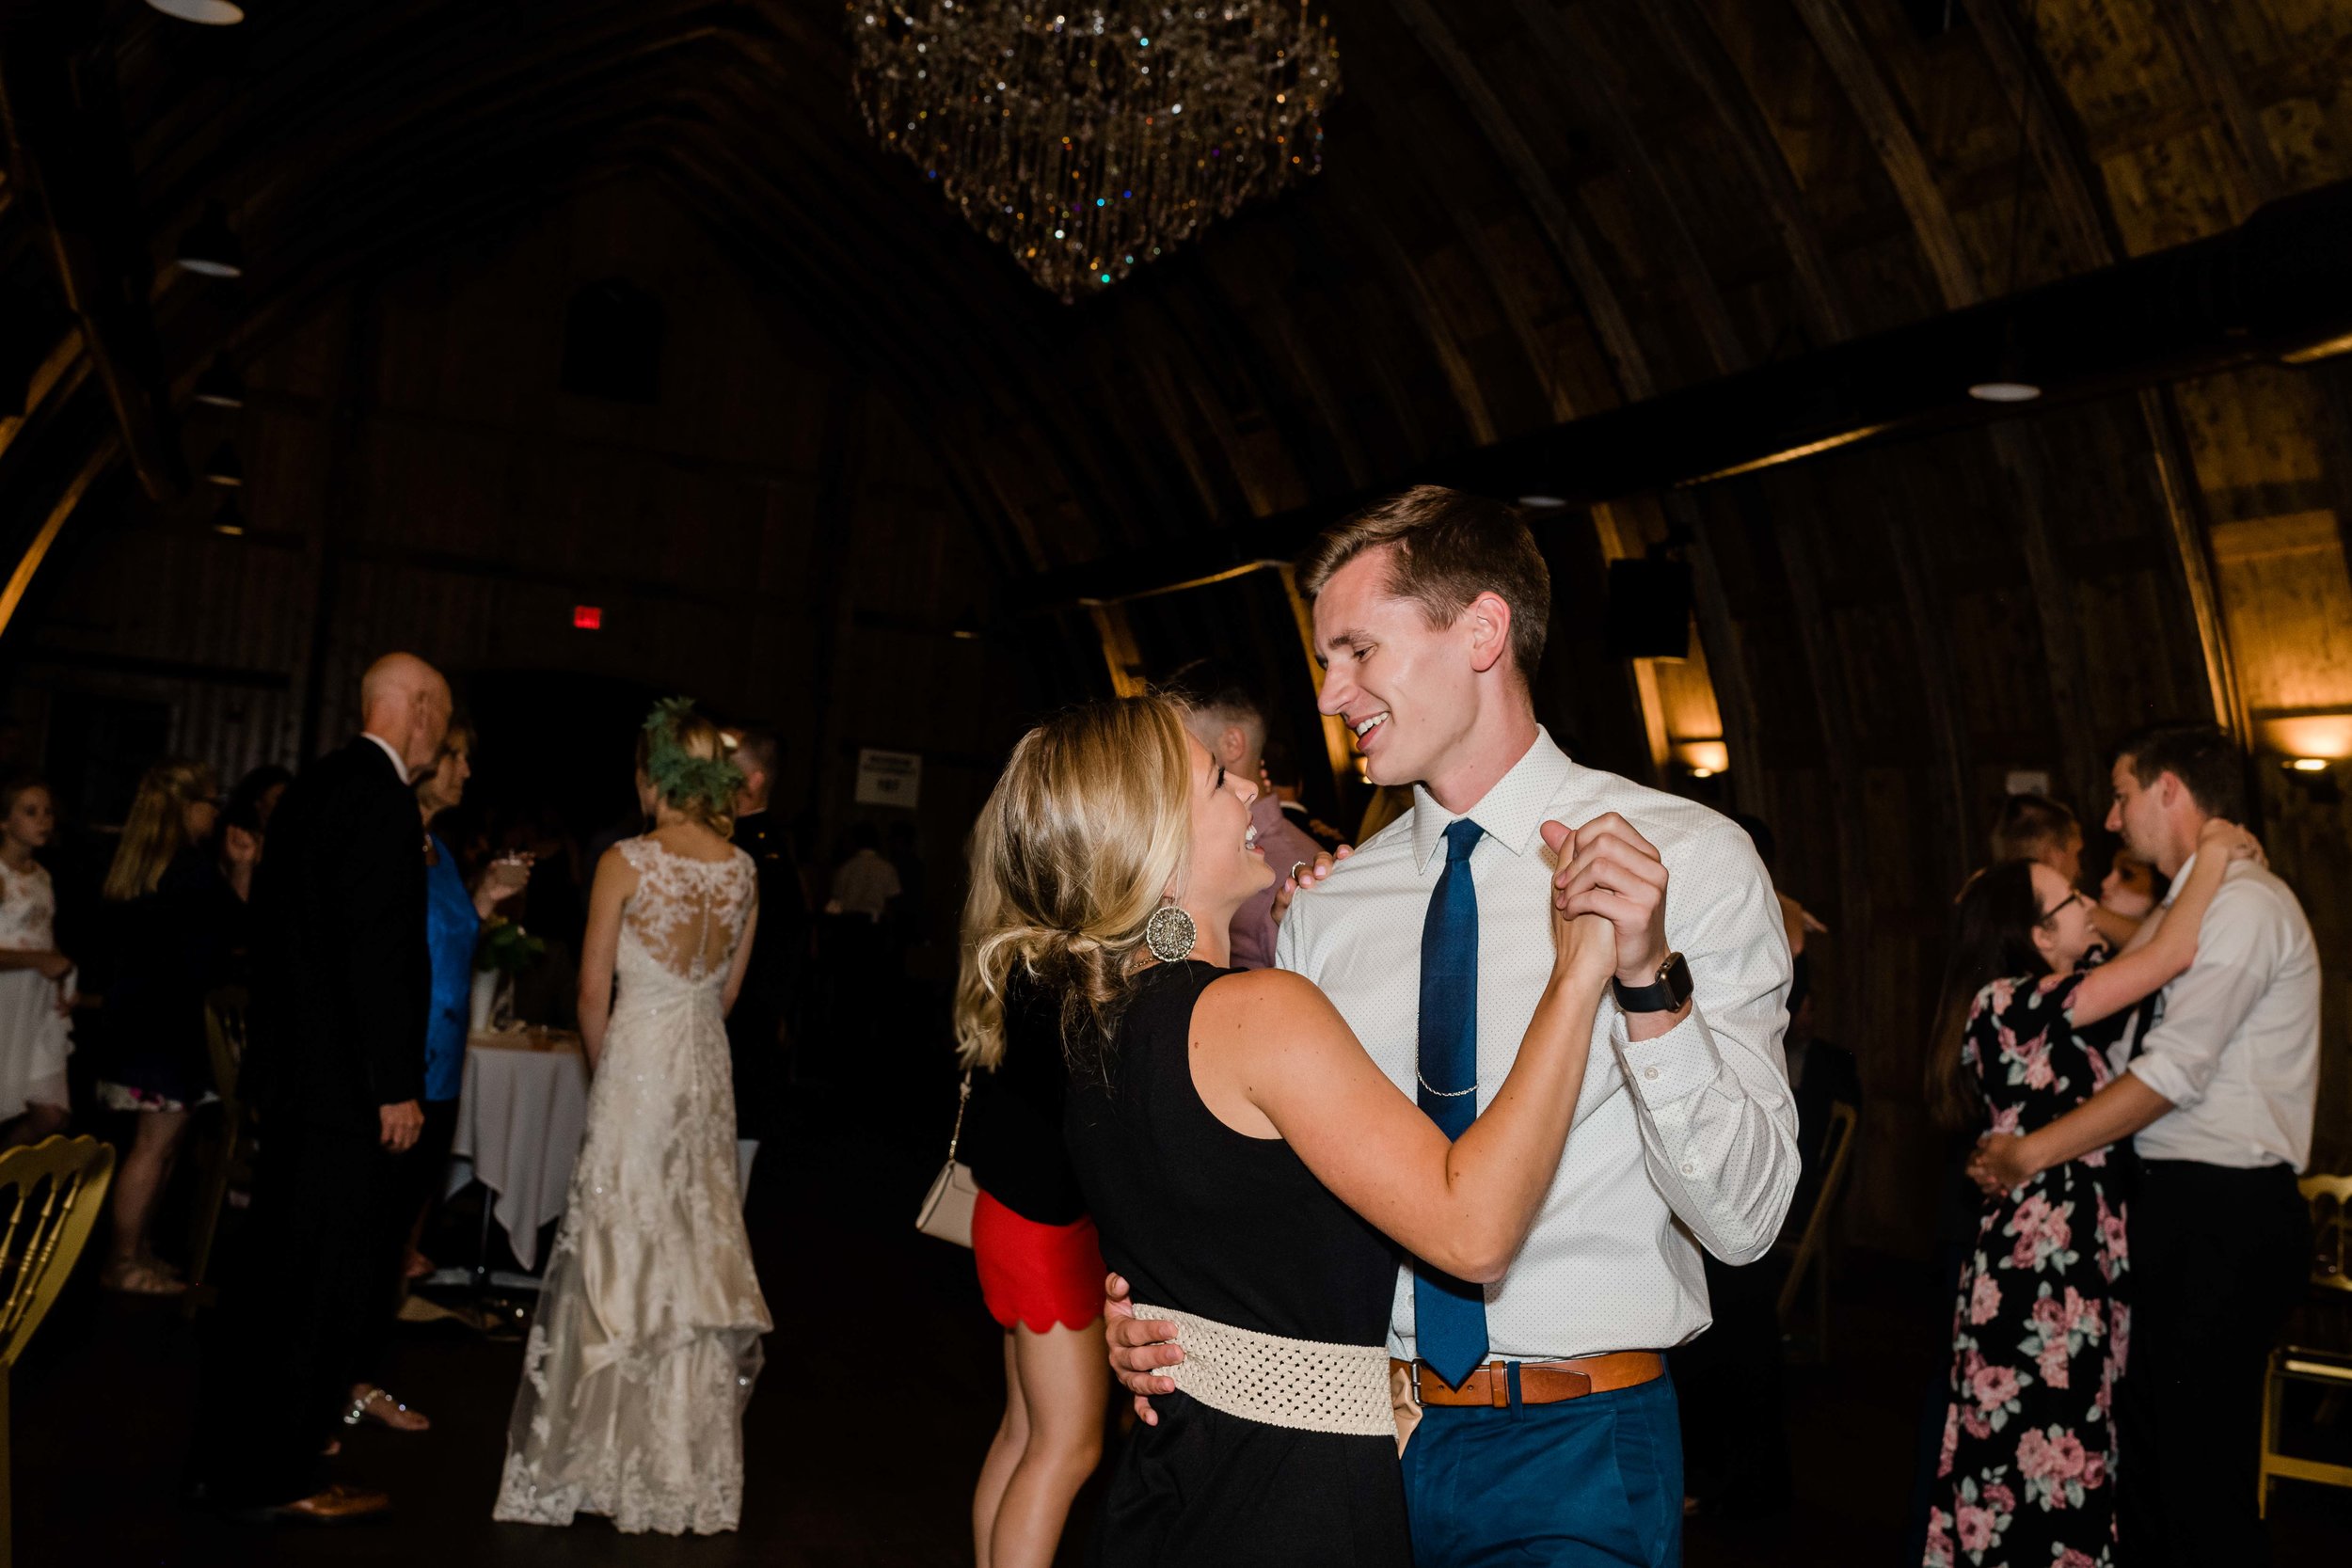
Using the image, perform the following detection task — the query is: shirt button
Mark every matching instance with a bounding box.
[1681,1162,1695,1176]
[1643,1066,1660,1082]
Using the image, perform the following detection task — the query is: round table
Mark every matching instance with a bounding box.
[452,1027,589,1272]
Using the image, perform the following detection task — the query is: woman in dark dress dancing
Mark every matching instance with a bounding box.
[953,697,1616,1566]
[1917,820,2252,1568]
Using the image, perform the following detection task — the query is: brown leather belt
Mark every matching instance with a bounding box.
[1392,1352,1664,1409]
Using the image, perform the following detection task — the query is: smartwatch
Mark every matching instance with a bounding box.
[1612,952,1692,1014]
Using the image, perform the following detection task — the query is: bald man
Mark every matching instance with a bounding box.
[199,653,450,1524]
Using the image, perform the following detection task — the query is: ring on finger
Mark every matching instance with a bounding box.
[1289,862,1311,883]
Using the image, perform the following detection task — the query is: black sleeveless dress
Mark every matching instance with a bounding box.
[1064,960,1408,1567]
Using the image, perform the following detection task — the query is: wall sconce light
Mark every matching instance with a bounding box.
[2252,709,2352,767]
[1672,739,1729,778]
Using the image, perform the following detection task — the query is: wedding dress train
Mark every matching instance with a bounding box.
[494,837,771,1535]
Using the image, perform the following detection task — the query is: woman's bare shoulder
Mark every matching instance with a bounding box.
[1195,965,1342,1037]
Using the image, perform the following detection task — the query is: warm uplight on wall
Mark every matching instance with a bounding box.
[1672,739,1730,777]
[2252,709,2352,764]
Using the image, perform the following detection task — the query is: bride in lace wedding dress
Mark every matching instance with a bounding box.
[495,702,771,1535]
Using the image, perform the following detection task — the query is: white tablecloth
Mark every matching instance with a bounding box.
[453,1031,589,1271]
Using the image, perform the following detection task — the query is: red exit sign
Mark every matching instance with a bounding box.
[572,604,603,630]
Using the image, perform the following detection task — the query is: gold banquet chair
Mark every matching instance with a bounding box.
[1774,1100,1858,1363]
[0,1135,117,1568]
[2258,1172,2352,1516]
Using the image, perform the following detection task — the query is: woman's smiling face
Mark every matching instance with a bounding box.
[1178,730,1272,925]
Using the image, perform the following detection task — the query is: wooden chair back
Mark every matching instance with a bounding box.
[2303,1173,2350,1296]
[184,988,254,1310]
[1777,1100,1859,1330]
[203,986,248,1112]
[0,1135,114,1371]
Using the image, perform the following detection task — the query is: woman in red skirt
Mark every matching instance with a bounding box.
[957,972,1106,1568]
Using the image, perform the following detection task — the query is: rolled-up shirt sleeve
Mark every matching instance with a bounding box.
[2127,884,2269,1113]
[1612,822,1798,1266]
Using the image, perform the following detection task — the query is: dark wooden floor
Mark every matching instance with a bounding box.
[23,1076,2350,1566]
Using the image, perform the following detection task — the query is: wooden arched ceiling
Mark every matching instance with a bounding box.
[4,0,2344,580]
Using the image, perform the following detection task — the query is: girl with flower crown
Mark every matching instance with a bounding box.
[495,699,772,1536]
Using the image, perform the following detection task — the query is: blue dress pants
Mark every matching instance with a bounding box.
[1402,1370,1683,1568]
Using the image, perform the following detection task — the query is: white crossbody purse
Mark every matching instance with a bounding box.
[914,1070,979,1247]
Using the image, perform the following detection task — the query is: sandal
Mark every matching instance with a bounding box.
[102,1259,188,1295]
[342,1386,430,1433]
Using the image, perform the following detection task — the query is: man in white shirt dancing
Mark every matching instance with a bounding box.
[1111,486,1798,1565]
[1972,721,2318,1568]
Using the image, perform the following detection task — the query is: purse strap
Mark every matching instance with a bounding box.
[945,1069,973,1161]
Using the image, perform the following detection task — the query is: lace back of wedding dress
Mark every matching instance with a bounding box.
[615,837,755,987]
[494,835,771,1536]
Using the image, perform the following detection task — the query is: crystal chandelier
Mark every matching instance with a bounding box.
[848,4,1342,301]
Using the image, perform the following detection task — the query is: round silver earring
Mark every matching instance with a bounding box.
[1143,899,1199,963]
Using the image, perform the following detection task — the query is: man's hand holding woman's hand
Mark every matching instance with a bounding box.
[1102,1272,1183,1425]
[1547,814,1674,992]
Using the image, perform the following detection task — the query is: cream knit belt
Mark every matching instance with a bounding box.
[1131,1303,1394,1437]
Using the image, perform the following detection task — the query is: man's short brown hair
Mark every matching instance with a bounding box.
[1988,792,2079,863]
[1295,485,1551,682]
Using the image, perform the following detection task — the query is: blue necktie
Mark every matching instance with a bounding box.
[1416,816,1487,1389]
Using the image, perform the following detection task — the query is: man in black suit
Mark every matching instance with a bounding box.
[726,728,807,1168]
[198,652,449,1524]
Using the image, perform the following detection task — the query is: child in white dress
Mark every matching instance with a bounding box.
[0,780,73,1144]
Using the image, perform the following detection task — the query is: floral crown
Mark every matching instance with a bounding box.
[641,696,742,818]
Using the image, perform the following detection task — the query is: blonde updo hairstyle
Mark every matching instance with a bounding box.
[632,704,738,840]
[954,696,1194,1076]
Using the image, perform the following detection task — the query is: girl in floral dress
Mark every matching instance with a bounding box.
[1919,819,2254,1568]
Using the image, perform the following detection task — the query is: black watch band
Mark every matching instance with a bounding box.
[1612,952,1692,1014]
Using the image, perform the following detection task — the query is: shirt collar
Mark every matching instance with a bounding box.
[2163,850,2199,906]
[1407,727,1571,873]
[361,731,410,784]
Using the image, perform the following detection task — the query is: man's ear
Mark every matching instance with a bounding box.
[1465,592,1514,676]
[1219,725,1250,769]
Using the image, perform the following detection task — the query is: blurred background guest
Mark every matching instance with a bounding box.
[956,962,1105,1568]
[0,777,73,1147]
[94,757,222,1295]
[727,727,807,1162]
[1259,736,1345,853]
[398,722,526,1288]
[1990,791,2142,951]
[1162,657,1321,971]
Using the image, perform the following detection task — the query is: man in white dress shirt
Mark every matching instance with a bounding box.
[1111,486,1798,1566]
[1971,722,2317,1568]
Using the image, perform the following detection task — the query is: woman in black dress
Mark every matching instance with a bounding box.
[953,698,1616,1566]
[1917,823,2250,1568]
